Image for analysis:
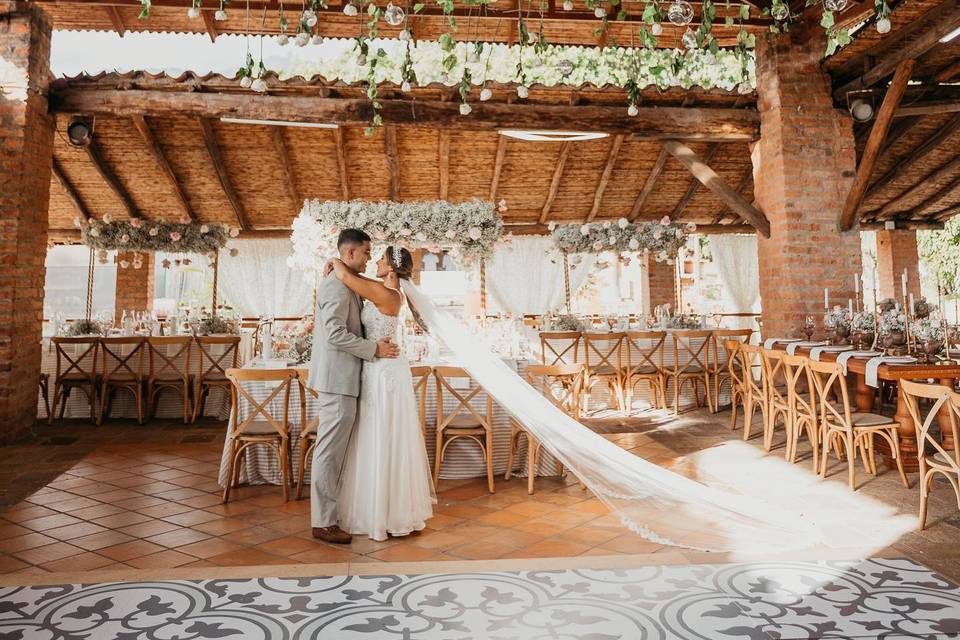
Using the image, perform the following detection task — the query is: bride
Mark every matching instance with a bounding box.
[324,246,436,541]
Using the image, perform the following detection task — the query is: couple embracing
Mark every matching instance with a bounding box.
[307,229,436,544]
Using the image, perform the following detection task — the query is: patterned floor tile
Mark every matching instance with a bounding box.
[0,558,957,639]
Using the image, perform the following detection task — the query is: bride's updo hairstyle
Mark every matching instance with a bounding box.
[386,246,414,280]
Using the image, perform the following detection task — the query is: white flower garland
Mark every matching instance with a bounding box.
[550,217,695,263]
[288,199,503,272]
[77,215,236,259]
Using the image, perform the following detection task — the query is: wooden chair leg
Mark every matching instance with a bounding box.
[919,467,931,530]
[890,430,909,488]
[527,440,537,495]
[296,439,308,500]
[279,440,290,502]
[222,441,237,503]
[485,429,495,494]
[845,432,857,490]
[433,431,443,486]
[673,376,680,416]
[504,429,518,481]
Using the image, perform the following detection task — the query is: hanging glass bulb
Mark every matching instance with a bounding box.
[384,2,405,26]
[681,27,698,48]
[876,16,891,33]
[295,32,310,46]
[667,0,694,26]
[239,76,252,88]
[824,0,848,10]
[557,59,574,76]
[343,3,358,16]
[251,77,268,92]
[627,103,639,116]
[398,28,412,41]
[771,1,789,20]
[214,9,227,20]
[594,5,606,18]
[277,33,290,46]
[480,86,493,101]
[459,102,472,115]
[302,8,318,26]
[563,0,574,8]
[516,85,529,99]
[187,6,200,18]
[401,80,412,92]
[651,21,663,36]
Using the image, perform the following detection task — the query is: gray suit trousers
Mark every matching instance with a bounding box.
[310,390,358,528]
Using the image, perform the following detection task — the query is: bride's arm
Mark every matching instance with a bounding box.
[328,259,401,310]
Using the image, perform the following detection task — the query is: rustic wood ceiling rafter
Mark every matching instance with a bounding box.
[585,134,624,222]
[51,158,93,221]
[197,116,250,230]
[131,114,194,220]
[85,137,141,219]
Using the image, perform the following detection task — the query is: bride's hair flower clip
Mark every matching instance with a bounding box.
[391,246,404,270]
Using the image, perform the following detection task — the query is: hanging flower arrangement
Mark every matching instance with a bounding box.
[288,199,503,272]
[77,215,236,256]
[550,217,695,263]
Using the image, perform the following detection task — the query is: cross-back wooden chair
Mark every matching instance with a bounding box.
[147,336,194,423]
[901,380,959,530]
[623,331,667,410]
[808,358,908,491]
[711,329,753,412]
[781,354,819,471]
[193,335,240,422]
[505,363,583,494]
[737,343,767,439]
[760,348,790,452]
[668,330,714,415]
[539,331,582,367]
[410,365,433,438]
[222,368,302,503]
[433,366,495,493]
[252,319,274,358]
[295,377,319,500]
[39,374,50,421]
[98,337,148,425]
[582,332,626,412]
[50,337,100,424]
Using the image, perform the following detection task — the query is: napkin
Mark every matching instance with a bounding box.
[786,341,828,356]
[809,345,853,361]
[836,351,882,375]
[763,337,803,349]
[865,356,917,388]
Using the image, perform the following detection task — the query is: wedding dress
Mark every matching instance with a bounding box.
[400,280,819,552]
[337,294,436,541]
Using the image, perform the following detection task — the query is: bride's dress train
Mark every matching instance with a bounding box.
[337,297,436,541]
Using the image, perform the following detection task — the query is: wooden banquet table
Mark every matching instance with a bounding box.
[768,340,960,471]
[217,358,564,489]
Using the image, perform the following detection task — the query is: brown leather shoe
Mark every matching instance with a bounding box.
[312,525,352,544]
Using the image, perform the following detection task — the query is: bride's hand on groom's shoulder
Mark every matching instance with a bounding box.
[323,258,342,278]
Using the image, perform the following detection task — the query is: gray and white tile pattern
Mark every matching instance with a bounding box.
[1,558,959,639]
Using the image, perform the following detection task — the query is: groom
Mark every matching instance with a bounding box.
[309,228,399,544]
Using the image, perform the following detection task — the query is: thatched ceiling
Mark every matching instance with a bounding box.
[46,73,761,235]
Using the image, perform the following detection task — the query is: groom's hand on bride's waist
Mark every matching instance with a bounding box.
[375,337,400,359]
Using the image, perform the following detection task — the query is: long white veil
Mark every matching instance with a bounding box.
[401,280,819,552]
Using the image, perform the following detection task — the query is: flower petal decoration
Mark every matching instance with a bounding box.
[79,219,229,254]
[290,199,503,271]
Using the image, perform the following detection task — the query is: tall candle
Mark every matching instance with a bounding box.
[901,271,908,298]
[824,288,829,310]
[848,299,853,316]
[854,275,860,296]
[909,293,915,316]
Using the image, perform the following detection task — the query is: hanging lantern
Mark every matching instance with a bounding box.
[651,21,663,36]
[563,0,574,8]
[876,16,891,33]
[214,9,227,20]
[771,2,790,20]
[824,0,848,11]
[459,103,472,116]
[384,2,406,26]
[667,0,694,26]
[480,87,493,101]
[681,27,698,48]
[343,2,358,16]
[302,8,318,26]
[557,59,575,76]
[516,85,529,99]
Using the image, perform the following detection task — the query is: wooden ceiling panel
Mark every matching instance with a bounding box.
[599,140,663,221]
[550,137,612,221]
[214,120,292,227]
[396,128,440,201]
[286,128,343,204]
[343,127,391,202]
[51,127,130,221]
[447,131,499,203]
[48,177,79,230]
[495,140,560,215]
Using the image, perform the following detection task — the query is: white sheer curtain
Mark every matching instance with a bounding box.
[219,238,314,317]
[711,235,760,331]
[486,236,592,315]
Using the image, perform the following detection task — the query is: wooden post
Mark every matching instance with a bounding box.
[211,250,220,316]
[86,247,95,321]
[563,254,572,312]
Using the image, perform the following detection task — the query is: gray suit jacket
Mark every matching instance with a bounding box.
[308,275,377,397]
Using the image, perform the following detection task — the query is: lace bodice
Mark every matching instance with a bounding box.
[361,299,403,343]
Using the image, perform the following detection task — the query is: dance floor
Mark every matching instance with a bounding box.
[1,557,958,638]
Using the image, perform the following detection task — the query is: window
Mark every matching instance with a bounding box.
[44,245,117,321]
[153,252,213,317]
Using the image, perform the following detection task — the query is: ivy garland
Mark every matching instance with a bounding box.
[137,0,892,128]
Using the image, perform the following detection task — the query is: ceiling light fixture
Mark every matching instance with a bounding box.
[219,117,339,128]
[498,130,609,142]
[940,25,960,43]
[66,118,93,146]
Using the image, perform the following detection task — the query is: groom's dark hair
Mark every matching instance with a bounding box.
[337,228,371,248]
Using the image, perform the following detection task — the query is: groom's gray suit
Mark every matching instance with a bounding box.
[309,275,377,528]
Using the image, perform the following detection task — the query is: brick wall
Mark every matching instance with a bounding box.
[0,2,52,441]
[753,31,862,338]
[114,252,155,317]
[647,255,676,311]
[875,229,921,302]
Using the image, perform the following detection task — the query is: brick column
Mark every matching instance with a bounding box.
[753,31,862,338]
[875,229,921,302]
[647,255,676,311]
[114,252,155,317]
[0,2,52,441]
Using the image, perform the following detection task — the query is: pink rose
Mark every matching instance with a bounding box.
[170,232,182,242]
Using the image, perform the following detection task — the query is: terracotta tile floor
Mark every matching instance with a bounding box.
[2,411,960,580]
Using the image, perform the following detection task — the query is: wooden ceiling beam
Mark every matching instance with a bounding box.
[933,60,960,84]
[895,100,960,118]
[438,131,450,201]
[332,127,350,200]
[490,136,508,201]
[629,146,669,222]
[271,126,302,210]
[865,112,960,200]
[877,116,922,157]
[84,137,141,219]
[859,219,945,230]
[832,0,960,100]
[539,142,572,224]
[197,116,250,230]
[504,223,756,235]
[877,155,960,218]
[385,125,400,201]
[671,142,721,218]
[661,139,771,237]
[840,59,914,231]
[50,89,761,141]
[105,6,126,35]
[131,115,193,220]
[51,157,92,221]
[711,167,753,224]
[585,134,624,222]
[898,171,960,217]
[200,9,219,42]
[50,228,293,242]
